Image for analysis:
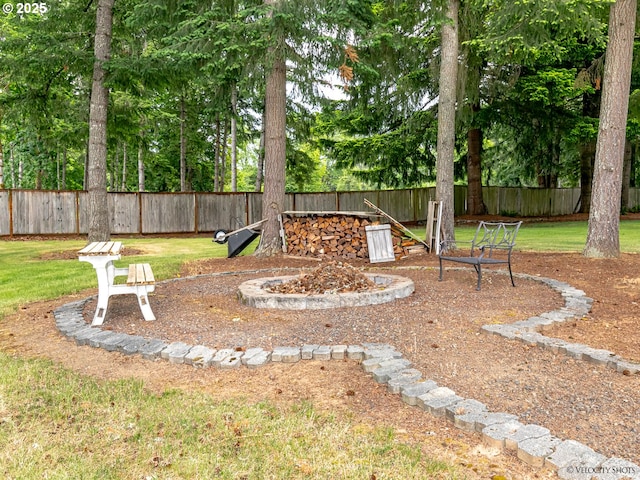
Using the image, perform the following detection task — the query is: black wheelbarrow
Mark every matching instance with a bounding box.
[213,219,267,258]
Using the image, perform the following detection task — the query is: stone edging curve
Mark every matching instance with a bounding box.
[483,272,640,376]
[52,269,640,479]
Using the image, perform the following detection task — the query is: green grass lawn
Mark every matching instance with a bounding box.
[0,235,465,479]
[426,220,640,253]
[0,236,235,320]
[0,354,458,479]
[1,220,638,479]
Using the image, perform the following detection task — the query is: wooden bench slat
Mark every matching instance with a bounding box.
[78,241,122,256]
[142,263,155,283]
[127,263,155,286]
[135,263,145,283]
[126,264,137,284]
[78,241,104,255]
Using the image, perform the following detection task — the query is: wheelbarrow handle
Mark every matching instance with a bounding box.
[214,219,267,242]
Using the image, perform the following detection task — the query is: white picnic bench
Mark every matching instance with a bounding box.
[78,241,156,326]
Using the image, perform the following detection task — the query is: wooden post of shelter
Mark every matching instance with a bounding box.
[426,200,443,254]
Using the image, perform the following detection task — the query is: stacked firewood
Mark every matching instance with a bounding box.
[281,214,422,259]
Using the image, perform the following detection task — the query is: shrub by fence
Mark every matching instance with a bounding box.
[1,186,637,236]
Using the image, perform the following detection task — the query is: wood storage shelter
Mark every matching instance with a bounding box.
[279,211,425,260]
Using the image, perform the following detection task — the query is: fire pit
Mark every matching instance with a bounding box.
[237,262,414,310]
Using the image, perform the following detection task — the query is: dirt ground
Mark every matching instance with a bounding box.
[2,217,640,479]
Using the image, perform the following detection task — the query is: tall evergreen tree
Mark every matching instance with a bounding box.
[315,1,440,189]
[255,0,287,255]
[584,0,637,258]
[87,0,116,242]
[459,0,487,215]
[436,0,459,244]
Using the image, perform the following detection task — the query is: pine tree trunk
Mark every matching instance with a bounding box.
[138,140,145,192]
[466,122,485,215]
[0,110,3,188]
[213,115,221,192]
[552,131,560,188]
[10,145,15,187]
[18,159,23,187]
[180,95,187,192]
[435,0,459,244]
[584,0,636,258]
[578,90,601,213]
[87,0,115,242]
[579,140,596,213]
[256,57,287,256]
[121,143,127,191]
[231,85,238,192]
[0,135,4,189]
[255,108,265,192]
[36,168,42,190]
[83,145,88,190]
[61,149,67,190]
[111,147,118,191]
[621,138,632,210]
[219,120,228,192]
[256,0,286,256]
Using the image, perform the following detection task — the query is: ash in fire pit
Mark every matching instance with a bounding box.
[237,262,415,310]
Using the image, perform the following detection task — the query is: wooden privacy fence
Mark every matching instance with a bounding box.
[1,186,638,236]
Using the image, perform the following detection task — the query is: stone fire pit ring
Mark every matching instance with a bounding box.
[237,273,415,310]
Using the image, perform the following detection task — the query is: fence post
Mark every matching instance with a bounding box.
[75,191,80,235]
[138,192,143,235]
[8,188,13,237]
[194,192,199,234]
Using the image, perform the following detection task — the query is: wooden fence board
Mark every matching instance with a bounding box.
[501,187,524,215]
[141,193,195,233]
[292,192,337,212]
[77,191,88,234]
[2,186,640,236]
[79,192,139,234]
[111,193,140,234]
[246,193,294,225]
[197,193,247,232]
[411,187,435,222]
[482,187,582,216]
[628,189,640,210]
[12,190,77,234]
[247,193,262,224]
[551,189,579,216]
[482,187,499,215]
[454,185,467,216]
[376,189,414,223]
[0,191,9,235]
[337,191,376,213]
